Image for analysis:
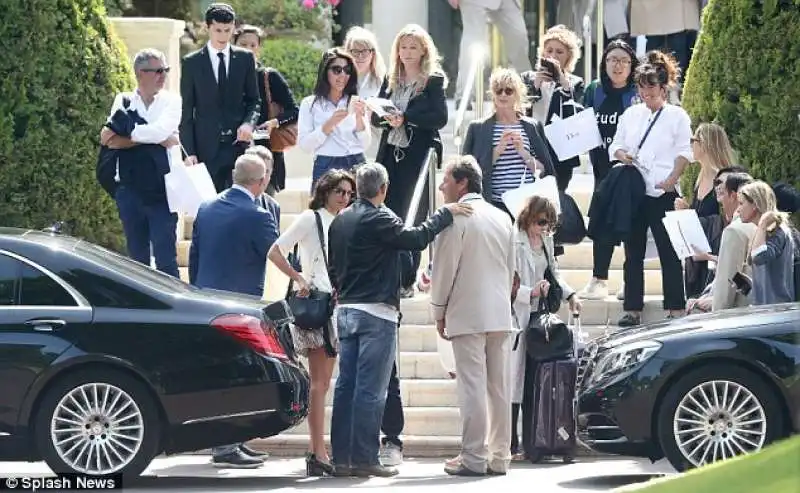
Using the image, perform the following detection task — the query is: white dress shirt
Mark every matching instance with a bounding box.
[207,42,231,82]
[609,103,693,197]
[107,89,182,144]
[297,95,371,157]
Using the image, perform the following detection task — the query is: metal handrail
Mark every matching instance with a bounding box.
[582,0,605,84]
[404,147,438,230]
[453,44,487,153]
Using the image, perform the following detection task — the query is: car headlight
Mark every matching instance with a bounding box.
[589,340,662,386]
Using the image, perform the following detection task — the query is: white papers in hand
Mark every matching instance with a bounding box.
[365,97,399,118]
[662,209,712,259]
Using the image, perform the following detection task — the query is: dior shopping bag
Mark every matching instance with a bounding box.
[502,170,562,219]
[164,145,217,217]
[543,106,603,161]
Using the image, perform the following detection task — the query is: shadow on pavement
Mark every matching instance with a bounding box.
[558,473,666,490]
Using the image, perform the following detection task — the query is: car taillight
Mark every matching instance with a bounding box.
[211,314,288,360]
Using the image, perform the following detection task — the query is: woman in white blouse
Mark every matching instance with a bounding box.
[266,169,356,476]
[298,48,370,190]
[609,51,693,327]
[343,26,385,160]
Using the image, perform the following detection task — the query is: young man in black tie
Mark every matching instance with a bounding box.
[179,3,261,192]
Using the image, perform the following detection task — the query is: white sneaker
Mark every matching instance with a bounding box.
[379,442,403,466]
[616,282,625,300]
[579,278,608,300]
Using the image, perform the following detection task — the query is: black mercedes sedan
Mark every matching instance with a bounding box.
[577,304,799,472]
[0,228,309,477]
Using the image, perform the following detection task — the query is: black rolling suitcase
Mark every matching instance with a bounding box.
[521,356,579,464]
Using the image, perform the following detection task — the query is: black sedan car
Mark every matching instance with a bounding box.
[577,304,799,472]
[0,228,309,477]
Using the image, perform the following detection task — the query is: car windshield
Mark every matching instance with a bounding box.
[73,241,197,295]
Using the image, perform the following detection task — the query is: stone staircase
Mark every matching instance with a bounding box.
[176,100,666,457]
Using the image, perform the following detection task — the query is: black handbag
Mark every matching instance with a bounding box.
[525,297,574,362]
[554,192,586,245]
[285,212,333,331]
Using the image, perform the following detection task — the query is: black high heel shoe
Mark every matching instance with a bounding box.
[306,453,334,476]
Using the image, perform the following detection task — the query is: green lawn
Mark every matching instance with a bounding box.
[622,436,800,493]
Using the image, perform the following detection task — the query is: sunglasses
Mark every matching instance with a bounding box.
[350,48,374,59]
[141,67,170,74]
[329,65,353,75]
[333,188,354,197]
[494,87,514,96]
[713,179,723,187]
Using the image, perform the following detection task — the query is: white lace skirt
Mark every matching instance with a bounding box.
[290,316,339,357]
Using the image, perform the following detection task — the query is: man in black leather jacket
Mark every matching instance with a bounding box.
[327,162,471,477]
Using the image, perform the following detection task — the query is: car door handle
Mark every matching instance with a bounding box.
[25,319,67,332]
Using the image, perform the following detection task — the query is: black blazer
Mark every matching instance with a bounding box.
[179,45,261,165]
[371,74,448,165]
[255,65,299,130]
[522,71,585,170]
[461,114,559,203]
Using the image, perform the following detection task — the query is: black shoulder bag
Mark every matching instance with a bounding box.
[525,243,573,361]
[285,212,334,332]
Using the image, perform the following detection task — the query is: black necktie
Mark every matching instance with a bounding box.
[217,52,226,96]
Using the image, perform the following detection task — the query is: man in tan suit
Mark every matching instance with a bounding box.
[430,155,516,476]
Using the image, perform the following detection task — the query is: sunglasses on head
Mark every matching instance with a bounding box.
[329,65,353,75]
[142,67,170,74]
[494,87,514,96]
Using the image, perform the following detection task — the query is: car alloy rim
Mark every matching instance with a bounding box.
[50,383,145,474]
[673,379,767,467]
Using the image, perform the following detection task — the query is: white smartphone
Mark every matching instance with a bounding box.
[348,95,360,113]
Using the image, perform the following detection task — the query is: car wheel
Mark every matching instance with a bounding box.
[657,364,785,472]
[34,368,161,478]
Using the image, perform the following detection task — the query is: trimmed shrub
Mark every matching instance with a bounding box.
[0,0,134,250]
[228,0,331,41]
[260,39,325,99]
[681,0,800,200]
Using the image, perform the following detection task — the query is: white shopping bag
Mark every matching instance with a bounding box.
[501,171,561,219]
[543,107,603,161]
[437,336,456,375]
[164,146,217,217]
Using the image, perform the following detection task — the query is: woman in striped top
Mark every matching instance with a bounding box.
[462,68,559,219]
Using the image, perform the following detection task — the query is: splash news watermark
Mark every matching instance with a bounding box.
[1,474,122,491]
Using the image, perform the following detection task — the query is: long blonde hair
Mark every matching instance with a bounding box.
[343,26,386,82]
[387,24,447,92]
[739,180,787,232]
[694,123,736,184]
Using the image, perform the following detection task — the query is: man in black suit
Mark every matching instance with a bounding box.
[179,3,261,192]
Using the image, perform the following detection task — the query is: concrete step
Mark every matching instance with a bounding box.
[560,269,663,295]
[559,241,661,271]
[180,213,300,243]
[285,406,460,436]
[246,434,602,458]
[399,292,667,327]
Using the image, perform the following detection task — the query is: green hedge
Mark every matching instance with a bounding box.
[260,39,324,100]
[681,0,800,201]
[0,0,134,250]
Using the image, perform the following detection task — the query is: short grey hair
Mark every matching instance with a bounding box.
[232,154,266,186]
[447,155,483,194]
[245,145,273,172]
[355,162,389,199]
[133,48,167,73]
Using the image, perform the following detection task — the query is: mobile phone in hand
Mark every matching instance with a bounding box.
[730,272,752,296]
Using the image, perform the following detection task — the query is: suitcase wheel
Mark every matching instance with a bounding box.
[527,451,543,464]
[562,455,574,464]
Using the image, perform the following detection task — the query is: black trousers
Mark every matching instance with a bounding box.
[646,30,699,82]
[209,142,248,193]
[381,362,404,448]
[591,165,615,280]
[623,192,685,312]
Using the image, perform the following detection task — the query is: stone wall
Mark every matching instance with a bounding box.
[110,17,186,92]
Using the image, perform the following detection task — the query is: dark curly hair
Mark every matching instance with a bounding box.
[309,169,356,210]
[517,195,558,233]
[634,50,681,88]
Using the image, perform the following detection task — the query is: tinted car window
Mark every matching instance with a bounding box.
[0,255,19,305]
[19,262,77,306]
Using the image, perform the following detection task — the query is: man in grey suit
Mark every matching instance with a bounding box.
[447,0,532,105]
[430,155,516,476]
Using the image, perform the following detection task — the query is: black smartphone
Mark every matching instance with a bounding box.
[537,57,558,79]
[730,272,752,296]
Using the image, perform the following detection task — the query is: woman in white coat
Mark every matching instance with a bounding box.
[510,195,581,458]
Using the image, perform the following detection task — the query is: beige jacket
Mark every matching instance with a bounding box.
[430,194,516,336]
[712,219,757,311]
[630,0,701,36]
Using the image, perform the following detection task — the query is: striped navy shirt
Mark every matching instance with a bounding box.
[491,122,534,201]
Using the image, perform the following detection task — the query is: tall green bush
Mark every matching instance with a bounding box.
[228,0,330,40]
[681,0,800,199]
[260,39,324,100]
[0,0,134,250]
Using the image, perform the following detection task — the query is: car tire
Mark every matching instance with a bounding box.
[34,368,161,478]
[657,364,785,472]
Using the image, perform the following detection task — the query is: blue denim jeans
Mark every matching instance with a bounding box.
[331,307,398,467]
[115,186,179,277]
[311,153,365,191]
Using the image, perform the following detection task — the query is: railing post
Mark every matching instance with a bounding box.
[427,149,438,264]
[596,0,604,79]
[475,56,485,119]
